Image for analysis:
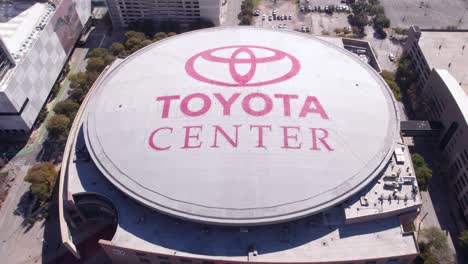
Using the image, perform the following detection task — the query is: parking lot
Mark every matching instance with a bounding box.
[254,0,352,34]
[253,0,403,71]
[381,0,468,29]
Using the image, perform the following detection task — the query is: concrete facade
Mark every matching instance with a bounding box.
[105,0,221,28]
[0,0,91,133]
[404,26,468,220]
[421,69,468,219]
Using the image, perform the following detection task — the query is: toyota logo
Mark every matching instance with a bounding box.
[185,45,300,87]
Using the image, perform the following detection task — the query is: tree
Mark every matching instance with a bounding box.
[396,54,418,91]
[69,72,90,103]
[374,13,390,29]
[368,4,385,16]
[86,71,99,86]
[124,31,146,41]
[153,32,168,41]
[88,48,108,59]
[54,99,80,120]
[125,37,143,51]
[348,14,368,30]
[351,0,370,15]
[167,32,177,37]
[416,166,432,190]
[141,39,153,48]
[459,230,468,251]
[110,42,125,56]
[411,153,432,190]
[24,162,57,203]
[380,70,394,81]
[411,153,426,168]
[46,114,70,140]
[86,57,106,73]
[103,54,115,65]
[419,227,455,264]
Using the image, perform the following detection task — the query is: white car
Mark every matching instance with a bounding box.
[389,53,395,61]
[262,14,266,21]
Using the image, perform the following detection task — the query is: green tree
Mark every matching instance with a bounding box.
[24,162,57,203]
[167,32,177,37]
[110,42,125,56]
[368,4,385,16]
[141,39,153,48]
[411,153,432,190]
[374,13,390,29]
[411,153,426,168]
[153,32,168,41]
[47,114,70,140]
[396,54,418,90]
[103,54,115,65]
[459,230,468,251]
[88,48,108,58]
[380,70,394,81]
[419,227,454,264]
[86,71,99,86]
[348,14,368,30]
[86,57,106,73]
[125,37,143,51]
[351,0,370,15]
[69,72,90,103]
[124,31,146,41]
[54,99,80,120]
[69,72,88,91]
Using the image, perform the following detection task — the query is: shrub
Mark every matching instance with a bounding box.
[88,48,108,59]
[110,42,124,56]
[54,99,80,120]
[24,162,58,204]
[46,114,70,144]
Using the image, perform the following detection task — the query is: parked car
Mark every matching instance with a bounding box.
[262,14,266,21]
[288,15,292,20]
[389,53,395,61]
[268,16,272,21]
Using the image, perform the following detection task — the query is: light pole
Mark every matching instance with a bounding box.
[416,212,429,242]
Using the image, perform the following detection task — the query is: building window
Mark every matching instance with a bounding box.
[139,258,151,263]
[180,259,192,263]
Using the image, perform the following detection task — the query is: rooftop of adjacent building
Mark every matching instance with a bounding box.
[0,1,56,60]
[432,69,468,125]
[0,1,56,89]
[416,28,468,94]
[344,142,421,222]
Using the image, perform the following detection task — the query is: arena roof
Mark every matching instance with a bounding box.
[84,27,400,225]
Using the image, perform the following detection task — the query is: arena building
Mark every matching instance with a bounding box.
[0,0,91,133]
[59,27,422,263]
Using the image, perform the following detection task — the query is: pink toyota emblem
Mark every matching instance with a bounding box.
[185,45,300,87]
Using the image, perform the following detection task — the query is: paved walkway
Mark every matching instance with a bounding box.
[0,48,88,264]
